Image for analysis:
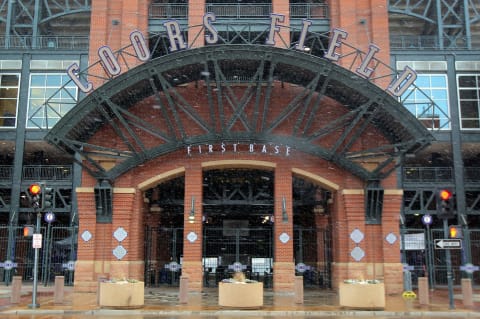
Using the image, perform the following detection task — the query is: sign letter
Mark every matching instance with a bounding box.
[266,14,285,46]
[67,63,93,93]
[204,13,218,44]
[130,30,150,62]
[387,66,417,97]
[98,46,121,76]
[356,44,380,78]
[295,19,312,51]
[324,28,348,62]
[164,20,188,52]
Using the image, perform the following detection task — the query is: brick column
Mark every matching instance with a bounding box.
[182,164,203,291]
[88,0,149,88]
[328,0,391,88]
[188,0,205,48]
[74,187,141,292]
[273,165,294,292]
[271,0,290,47]
[74,187,99,292]
[381,189,404,294]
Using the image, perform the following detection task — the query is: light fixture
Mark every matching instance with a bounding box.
[282,196,288,223]
[189,196,195,223]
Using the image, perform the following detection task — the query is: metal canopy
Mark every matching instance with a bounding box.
[46,44,433,182]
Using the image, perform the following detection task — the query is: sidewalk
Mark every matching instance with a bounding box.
[0,284,479,316]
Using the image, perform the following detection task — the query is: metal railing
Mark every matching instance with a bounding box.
[205,4,271,18]
[403,167,453,183]
[0,165,73,182]
[22,165,73,182]
[290,3,328,19]
[149,3,328,19]
[149,3,189,18]
[0,166,13,182]
[0,35,89,50]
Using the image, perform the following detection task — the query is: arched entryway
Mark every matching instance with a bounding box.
[143,167,334,290]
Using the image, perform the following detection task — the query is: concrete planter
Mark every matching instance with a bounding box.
[99,281,144,308]
[339,282,385,309]
[218,281,263,308]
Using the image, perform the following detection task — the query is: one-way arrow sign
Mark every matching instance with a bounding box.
[434,239,462,249]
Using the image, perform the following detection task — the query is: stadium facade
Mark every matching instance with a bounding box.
[0,0,479,295]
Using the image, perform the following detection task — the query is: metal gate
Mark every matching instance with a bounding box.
[294,227,332,288]
[144,226,184,287]
[145,225,332,289]
[401,227,480,288]
[202,226,274,287]
[0,225,77,285]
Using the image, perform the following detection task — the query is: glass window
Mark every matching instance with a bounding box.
[401,74,450,130]
[0,74,20,128]
[27,73,78,128]
[458,74,480,129]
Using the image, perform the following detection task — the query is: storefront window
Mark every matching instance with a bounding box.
[0,74,20,128]
[27,73,77,128]
[458,74,480,129]
[401,74,450,130]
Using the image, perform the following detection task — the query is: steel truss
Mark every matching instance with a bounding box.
[389,0,480,49]
[32,23,436,182]
[0,0,91,48]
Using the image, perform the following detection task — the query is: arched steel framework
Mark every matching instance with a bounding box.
[45,44,433,182]
[388,0,480,49]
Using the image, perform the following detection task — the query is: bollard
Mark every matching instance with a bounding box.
[179,276,189,304]
[461,278,474,307]
[294,276,304,304]
[403,271,412,291]
[54,276,65,304]
[10,276,22,304]
[418,277,429,305]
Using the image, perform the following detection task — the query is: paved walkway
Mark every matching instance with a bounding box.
[0,284,479,316]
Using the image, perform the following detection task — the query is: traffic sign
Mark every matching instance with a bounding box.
[32,233,42,249]
[434,238,462,249]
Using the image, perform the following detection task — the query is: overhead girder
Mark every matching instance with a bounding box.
[46,44,433,182]
[388,0,480,49]
[0,0,91,47]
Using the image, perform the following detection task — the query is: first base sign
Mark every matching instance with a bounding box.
[32,234,42,248]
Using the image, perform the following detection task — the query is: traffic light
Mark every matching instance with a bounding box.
[28,183,42,210]
[437,188,455,219]
[42,186,54,209]
[23,225,34,237]
[449,225,463,238]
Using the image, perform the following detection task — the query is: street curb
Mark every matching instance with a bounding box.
[3,309,480,317]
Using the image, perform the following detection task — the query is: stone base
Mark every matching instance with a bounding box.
[98,281,144,308]
[218,282,263,308]
[339,282,385,309]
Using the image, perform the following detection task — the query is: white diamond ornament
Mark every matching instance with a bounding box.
[279,232,290,244]
[81,230,92,242]
[351,246,365,261]
[350,228,364,244]
[187,231,198,243]
[386,232,397,245]
[113,227,128,242]
[113,245,127,260]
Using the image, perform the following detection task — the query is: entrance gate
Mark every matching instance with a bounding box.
[144,225,332,289]
[203,226,273,287]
